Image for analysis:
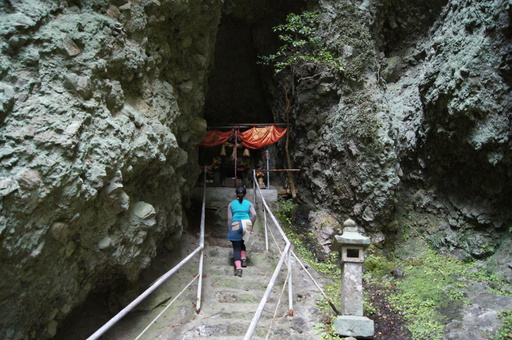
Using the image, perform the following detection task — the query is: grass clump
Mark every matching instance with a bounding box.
[492,309,512,340]
[391,248,471,339]
[363,247,396,278]
[363,244,476,340]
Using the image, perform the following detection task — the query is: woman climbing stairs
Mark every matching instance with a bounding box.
[95,189,330,339]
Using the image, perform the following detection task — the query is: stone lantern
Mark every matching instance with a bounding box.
[330,218,374,339]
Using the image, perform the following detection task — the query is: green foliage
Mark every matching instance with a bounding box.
[492,309,512,340]
[258,11,344,74]
[275,197,298,227]
[366,245,506,339]
[363,220,512,340]
[388,248,472,339]
[363,253,396,278]
[313,314,338,340]
[363,245,478,339]
[470,270,512,297]
[313,282,341,339]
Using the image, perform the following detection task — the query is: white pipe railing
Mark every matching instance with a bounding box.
[86,174,207,340]
[266,149,270,189]
[243,170,293,340]
[196,176,206,313]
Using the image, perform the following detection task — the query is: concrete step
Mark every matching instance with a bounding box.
[158,317,253,339]
[155,313,296,340]
[101,245,325,340]
[202,264,276,278]
[204,302,267,320]
[203,254,278,272]
[189,337,267,340]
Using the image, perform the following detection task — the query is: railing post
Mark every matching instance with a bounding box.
[288,249,293,316]
[252,169,256,203]
[196,171,207,313]
[265,149,270,189]
[264,210,268,251]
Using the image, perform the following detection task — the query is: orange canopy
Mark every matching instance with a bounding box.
[239,126,287,149]
[197,130,233,148]
[198,125,287,149]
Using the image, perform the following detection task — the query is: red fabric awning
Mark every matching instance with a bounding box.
[239,126,287,149]
[198,125,287,149]
[197,130,233,148]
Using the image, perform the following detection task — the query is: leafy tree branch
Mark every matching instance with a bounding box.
[258,11,344,74]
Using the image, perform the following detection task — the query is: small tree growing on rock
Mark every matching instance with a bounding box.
[258,11,344,75]
[258,11,345,199]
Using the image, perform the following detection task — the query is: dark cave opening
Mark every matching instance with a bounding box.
[199,1,309,180]
[198,13,276,173]
[203,1,309,126]
[203,16,273,125]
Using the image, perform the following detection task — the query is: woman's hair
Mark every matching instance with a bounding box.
[236,186,246,203]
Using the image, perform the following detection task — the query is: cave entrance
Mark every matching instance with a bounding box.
[201,1,307,191]
[203,0,306,125]
[203,15,273,126]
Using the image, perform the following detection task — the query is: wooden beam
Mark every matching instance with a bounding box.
[258,169,301,172]
[207,123,288,129]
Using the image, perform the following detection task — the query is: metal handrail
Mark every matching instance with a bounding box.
[86,174,207,340]
[243,170,293,340]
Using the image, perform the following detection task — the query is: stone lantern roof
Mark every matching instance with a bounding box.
[330,218,371,253]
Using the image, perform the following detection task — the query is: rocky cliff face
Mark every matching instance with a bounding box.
[1,0,511,338]
[0,1,222,338]
[278,0,511,264]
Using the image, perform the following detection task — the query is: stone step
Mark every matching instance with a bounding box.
[202,263,275,279]
[160,317,253,339]
[203,302,266,319]
[99,189,329,340]
[158,313,296,340]
[101,249,324,340]
[191,337,267,340]
[203,255,278,274]
[204,246,279,269]
[208,289,265,305]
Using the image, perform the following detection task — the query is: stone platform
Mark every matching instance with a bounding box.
[192,187,278,205]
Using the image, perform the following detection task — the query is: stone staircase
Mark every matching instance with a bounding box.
[99,189,329,339]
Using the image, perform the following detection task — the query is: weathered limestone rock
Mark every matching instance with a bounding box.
[278,0,511,259]
[0,0,223,338]
[308,209,342,252]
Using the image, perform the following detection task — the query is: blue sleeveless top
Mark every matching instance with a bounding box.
[231,199,251,221]
[227,199,251,241]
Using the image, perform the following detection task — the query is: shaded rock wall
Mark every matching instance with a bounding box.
[276,0,511,260]
[0,0,222,338]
